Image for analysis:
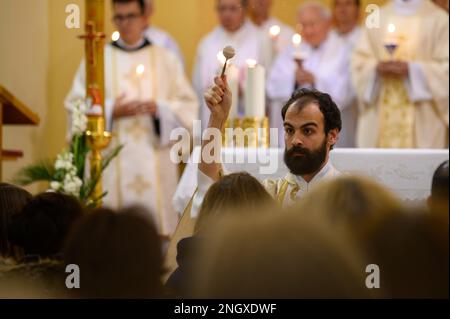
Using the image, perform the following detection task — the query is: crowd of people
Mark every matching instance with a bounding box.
[1,80,449,298]
[0,158,447,298]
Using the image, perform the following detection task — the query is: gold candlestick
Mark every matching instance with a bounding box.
[79,0,111,206]
[242,116,270,148]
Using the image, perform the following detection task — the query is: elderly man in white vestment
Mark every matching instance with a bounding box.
[142,0,185,67]
[267,2,357,148]
[248,0,295,68]
[351,0,449,149]
[65,0,198,236]
[192,0,265,131]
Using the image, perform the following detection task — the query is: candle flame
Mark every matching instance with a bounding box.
[387,23,396,34]
[292,33,302,47]
[136,64,145,76]
[112,31,120,42]
[269,25,281,37]
[217,51,227,65]
[246,59,258,68]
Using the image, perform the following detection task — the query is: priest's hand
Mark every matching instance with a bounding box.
[377,61,409,77]
[112,96,141,118]
[200,76,231,182]
[204,76,232,127]
[295,67,315,86]
[138,101,158,116]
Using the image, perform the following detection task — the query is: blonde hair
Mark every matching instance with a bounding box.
[290,174,403,236]
[195,172,274,234]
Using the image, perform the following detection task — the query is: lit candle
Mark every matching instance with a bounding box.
[292,33,306,66]
[269,25,281,55]
[245,59,265,118]
[136,64,145,100]
[112,31,120,42]
[269,25,281,40]
[384,23,398,58]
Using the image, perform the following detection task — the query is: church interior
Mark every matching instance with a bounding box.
[0,0,448,301]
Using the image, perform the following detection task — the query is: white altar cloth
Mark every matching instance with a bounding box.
[173,147,449,214]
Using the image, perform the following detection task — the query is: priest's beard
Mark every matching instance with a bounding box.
[284,138,328,176]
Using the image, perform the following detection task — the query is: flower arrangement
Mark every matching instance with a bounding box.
[13,100,122,207]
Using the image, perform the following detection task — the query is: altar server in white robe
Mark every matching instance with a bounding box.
[267,2,357,148]
[192,0,265,131]
[248,0,295,68]
[65,0,198,236]
[331,0,362,47]
[143,0,185,67]
[351,0,449,148]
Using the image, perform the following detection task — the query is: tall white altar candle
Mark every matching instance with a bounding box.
[244,59,265,118]
[226,63,239,119]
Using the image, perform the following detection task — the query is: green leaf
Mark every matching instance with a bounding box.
[84,191,108,208]
[101,144,124,171]
[80,144,124,202]
[70,133,90,180]
[12,160,56,185]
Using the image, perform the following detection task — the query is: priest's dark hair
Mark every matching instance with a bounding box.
[112,0,145,14]
[281,88,342,135]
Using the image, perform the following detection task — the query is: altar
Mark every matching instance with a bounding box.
[173,147,449,214]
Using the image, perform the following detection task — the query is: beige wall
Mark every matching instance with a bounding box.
[0,0,386,193]
[0,0,49,193]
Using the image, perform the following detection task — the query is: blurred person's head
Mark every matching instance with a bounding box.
[192,211,371,298]
[63,206,163,298]
[8,192,83,259]
[217,0,248,33]
[112,0,147,45]
[0,258,65,298]
[282,88,341,181]
[248,0,273,25]
[195,172,274,234]
[428,160,449,222]
[297,1,332,48]
[292,175,403,236]
[332,0,360,35]
[0,184,32,259]
[365,211,449,298]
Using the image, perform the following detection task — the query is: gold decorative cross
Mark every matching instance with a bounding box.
[127,174,151,197]
[78,22,105,67]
